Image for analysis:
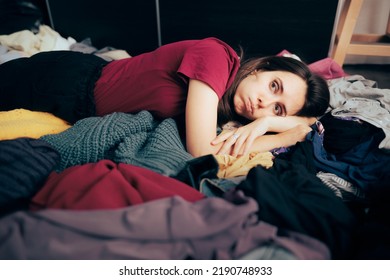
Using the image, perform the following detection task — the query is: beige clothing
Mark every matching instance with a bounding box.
[215,151,274,178]
[0,25,76,56]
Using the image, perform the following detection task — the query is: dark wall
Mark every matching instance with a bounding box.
[0,0,49,34]
[47,0,159,55]
[159,0,339,63]
[20,0,338,63]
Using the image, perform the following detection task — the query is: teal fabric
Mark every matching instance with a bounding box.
[40,111,193,176]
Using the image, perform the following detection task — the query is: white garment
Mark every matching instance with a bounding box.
[328,75,390,150]
[0,25,76,56]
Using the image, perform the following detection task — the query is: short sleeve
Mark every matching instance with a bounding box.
[177,37,240,99]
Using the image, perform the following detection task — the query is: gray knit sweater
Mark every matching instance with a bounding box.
[40,111,193,176]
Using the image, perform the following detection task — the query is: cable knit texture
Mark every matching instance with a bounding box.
[40,111,193,176]
[0,138,60,213]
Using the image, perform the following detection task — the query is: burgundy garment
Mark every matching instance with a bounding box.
[30,159,204,210]
[308,57,346,80]
[94,37,240,118]
[277,50,346,80]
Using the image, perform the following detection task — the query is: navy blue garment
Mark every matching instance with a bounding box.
[0,51,107,124]
[335,132,390,191]
[319,112,381,155]
[306,126,389,191]
[0,138,60,215]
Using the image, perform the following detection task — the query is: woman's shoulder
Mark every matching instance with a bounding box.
[192,37,238,55]
[164,37,229,46]
[199,37,233,47]
[159,37,238,57]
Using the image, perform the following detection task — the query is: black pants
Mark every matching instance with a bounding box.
[0,51,108,124]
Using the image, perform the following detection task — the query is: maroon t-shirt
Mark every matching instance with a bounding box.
[94,37,240,119]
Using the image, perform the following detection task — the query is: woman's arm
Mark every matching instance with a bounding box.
[212,116,315,156]
[265,115,317,132]
[244,124,312,154]
[185,79,224,157]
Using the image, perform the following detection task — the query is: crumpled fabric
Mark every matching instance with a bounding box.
[40,111,193,176]
[0,191,330,260]
[0,24,76,56]
[0,138,60,215]
[0,109,71,140]
[215,151,274,178]
[328,75,390,150]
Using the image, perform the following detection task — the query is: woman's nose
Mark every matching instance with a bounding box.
[257,95,276,108]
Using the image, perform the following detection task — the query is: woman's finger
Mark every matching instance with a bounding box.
[211,130,235,145]
[217,131,240,154]
[231,134,244,157]
[233,133,256,157]
[241,136,255,155]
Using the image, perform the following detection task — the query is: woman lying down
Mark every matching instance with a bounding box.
[0,37,329,157]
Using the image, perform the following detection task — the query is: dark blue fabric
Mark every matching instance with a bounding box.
[306,127,390,191]
[0,138,60,215]
[319,112,381,155]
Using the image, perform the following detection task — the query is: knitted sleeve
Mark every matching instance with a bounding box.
[40,111,193,176]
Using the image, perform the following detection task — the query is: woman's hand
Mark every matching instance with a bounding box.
[211,117,270,156]
[212,118,313,157]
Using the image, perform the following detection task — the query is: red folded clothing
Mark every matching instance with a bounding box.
[30,159,204,210]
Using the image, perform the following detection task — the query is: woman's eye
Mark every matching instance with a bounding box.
[271,81,279,92]
[274,104,282,116]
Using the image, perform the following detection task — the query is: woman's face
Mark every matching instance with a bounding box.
[233,70,307,120]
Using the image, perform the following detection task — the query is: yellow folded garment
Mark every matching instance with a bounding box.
[0,109,71,140]
[215,151,274,178]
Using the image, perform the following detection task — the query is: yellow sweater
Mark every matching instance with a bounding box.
[0,109,71,140]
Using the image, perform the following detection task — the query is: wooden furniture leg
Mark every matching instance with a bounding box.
[331,0,390,66]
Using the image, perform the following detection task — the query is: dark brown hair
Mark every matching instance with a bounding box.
[217,55,330,126]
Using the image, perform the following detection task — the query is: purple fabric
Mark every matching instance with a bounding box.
[0,191,330,260]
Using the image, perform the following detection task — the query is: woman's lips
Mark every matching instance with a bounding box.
[246,99,257,116]
[245,99,253,115]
